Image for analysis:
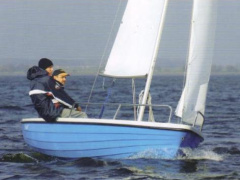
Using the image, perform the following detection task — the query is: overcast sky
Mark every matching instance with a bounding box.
[0,0,239,67]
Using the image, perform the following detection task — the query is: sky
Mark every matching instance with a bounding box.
[0,0,240,68]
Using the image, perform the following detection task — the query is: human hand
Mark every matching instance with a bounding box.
[46,92,53,97]
[77,107,82,112]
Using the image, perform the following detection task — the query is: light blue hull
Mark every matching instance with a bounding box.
[21,119,203,159]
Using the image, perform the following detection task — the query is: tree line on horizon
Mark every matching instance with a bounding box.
[0,64,240,75]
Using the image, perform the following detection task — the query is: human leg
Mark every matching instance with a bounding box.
[60,108,88,118]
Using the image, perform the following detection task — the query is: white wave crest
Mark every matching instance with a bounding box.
[178,148,224,161]
[127,148,179,160]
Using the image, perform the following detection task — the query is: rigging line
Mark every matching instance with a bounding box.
[102,77,105,90]
[85,0,124,113]
[98,79,116,119]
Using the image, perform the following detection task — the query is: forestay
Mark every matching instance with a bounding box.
[175,0,217,126]
[101,0,167,78]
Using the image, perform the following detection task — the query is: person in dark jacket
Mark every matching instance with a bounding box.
[49,69,88,118]
[27,58,64,122]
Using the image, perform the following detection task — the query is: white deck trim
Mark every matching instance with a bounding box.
[21,118,203,138]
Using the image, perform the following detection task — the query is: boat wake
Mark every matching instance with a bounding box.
[128,148,181,160]
[178,148,224,161]
[126,147,224,161]
[3,146,236,163]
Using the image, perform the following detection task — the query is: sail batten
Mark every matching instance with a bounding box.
[102,0,167,78]
[176,0,217,126]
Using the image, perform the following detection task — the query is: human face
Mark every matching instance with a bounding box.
[45,65,53,76]
[54,74,67,85]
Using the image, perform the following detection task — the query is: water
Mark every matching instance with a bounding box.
[0,75,239,179]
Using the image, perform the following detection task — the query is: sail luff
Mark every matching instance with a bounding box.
[175,0,217,126]
[137,0,169,121]
[175,0,195,119]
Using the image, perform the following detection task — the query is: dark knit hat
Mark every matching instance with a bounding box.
[38,58,53,70]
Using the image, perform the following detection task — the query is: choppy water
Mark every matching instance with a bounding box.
[0,75,239,180]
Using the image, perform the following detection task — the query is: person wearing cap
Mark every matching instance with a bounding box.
[27,58,64,122]
[48,69,88,118]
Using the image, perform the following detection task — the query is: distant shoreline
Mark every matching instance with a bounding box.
[1,71,240,77]
[1,64,240,76]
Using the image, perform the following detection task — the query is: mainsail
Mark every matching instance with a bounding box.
[101,0,168,78]
[175,0,217,126]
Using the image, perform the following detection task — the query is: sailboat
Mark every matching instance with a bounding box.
[21,0,217,159]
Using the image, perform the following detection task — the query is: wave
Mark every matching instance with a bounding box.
[213,146,240,155]
[0,135,22,143]
[72,157,110,167]
[0,152,56,163]
[179,148,224,161]
[109,167,135,178]
[24,104,34,107]
[128,148,181,160]
[0,153,38,163]
[126,148,225,161]
[0,105,24,111]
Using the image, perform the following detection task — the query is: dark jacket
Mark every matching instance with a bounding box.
[48,77,79,109]
[27,66,64,122]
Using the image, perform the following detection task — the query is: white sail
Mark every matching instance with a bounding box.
[102,0,167,78]
[175,0,217,126]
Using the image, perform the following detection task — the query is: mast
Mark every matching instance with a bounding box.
[137,0,169,121]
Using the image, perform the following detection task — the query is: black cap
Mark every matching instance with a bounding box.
[52,69,70,77]
[38,58,53,70]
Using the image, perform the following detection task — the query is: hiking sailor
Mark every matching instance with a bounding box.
[27,58,64,122]
[49,69,88,118]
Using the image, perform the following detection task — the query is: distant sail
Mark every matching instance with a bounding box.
[101,0,167,78]
[175,0,217,126]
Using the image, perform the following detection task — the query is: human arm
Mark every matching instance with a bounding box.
[48,77,78,109]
